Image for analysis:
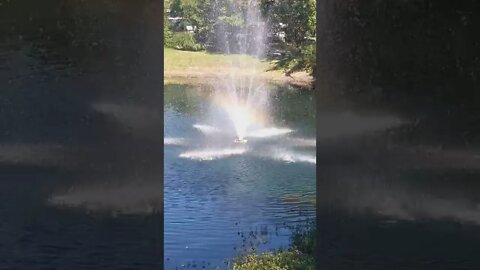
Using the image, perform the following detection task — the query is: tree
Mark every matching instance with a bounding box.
[264,0,316,75]
[164,0,174,47]
[307,0,316,38]
[267,0,311,46]
[169,0,183,17]
[164,0,316,74]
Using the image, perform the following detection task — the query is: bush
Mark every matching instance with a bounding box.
[170,32,204,51]
[303,44,316,75]
[232,249,314,270]
[271,43,316,76]
[164,28,174,48]
[232,221,316,270]
[290,220,316,256]
[164,16,174,48]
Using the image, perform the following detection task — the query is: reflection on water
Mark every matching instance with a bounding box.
[317,96,480,269]
[164,83,315,268]
[1,1,162,269]
[179,147,248,161]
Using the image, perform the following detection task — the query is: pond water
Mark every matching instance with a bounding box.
[164,83,316,268]
[316,93,480,269]
[0,1,163,269]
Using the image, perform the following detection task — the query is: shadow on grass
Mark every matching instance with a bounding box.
[266,42,315,77]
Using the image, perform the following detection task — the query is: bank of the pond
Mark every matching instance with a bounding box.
[231,221,316,270]
[164,48,314,88]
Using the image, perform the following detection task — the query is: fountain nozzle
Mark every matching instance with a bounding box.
[234,138,248,144]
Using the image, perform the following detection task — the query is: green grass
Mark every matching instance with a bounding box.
[164,47,314,88]
[168,32,204,51]
[164,47,271,74]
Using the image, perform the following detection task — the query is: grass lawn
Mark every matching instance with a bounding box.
[164,47,270,72]
[164,48,313,88]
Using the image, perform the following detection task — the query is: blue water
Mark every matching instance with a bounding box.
[164,83,316,269]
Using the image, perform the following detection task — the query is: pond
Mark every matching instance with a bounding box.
[315,89,480,269]
[164,83,316,268]
[0,1,163,268]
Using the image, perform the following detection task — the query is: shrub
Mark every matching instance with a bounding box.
[164,28,174,48]
[170,32,204,51]
[232,249,314,270]
[164,16,174,48]
[303,44,316,75]
[232,221,316,270]
[290,220,316,256]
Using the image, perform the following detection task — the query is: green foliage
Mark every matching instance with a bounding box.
[170,0,183,17]
[232,221,316,270]
[290,220,316,257]
[273,43,315,75]
[232,250,314,270]
[307,0,316,38]
[164,16,174,48]
[267,0,311,45]
[179,0,203,25]
[170,32,204,51]
[218,14,244,28]
[165,0,316,74]
[303,43,316,74]
[266,0,316,75]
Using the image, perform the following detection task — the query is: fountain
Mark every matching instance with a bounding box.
[234,138,248,144]
[207,0,270,144]
[171,0,315,164]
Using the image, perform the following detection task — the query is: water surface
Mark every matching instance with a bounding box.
[164,83,316,268]
[316,92,480,269]
[1,1,163,268]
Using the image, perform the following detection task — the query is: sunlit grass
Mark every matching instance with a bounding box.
[164,47,314,87]
[164,47,269,71]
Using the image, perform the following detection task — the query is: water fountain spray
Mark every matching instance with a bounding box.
[208,0,269,144]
